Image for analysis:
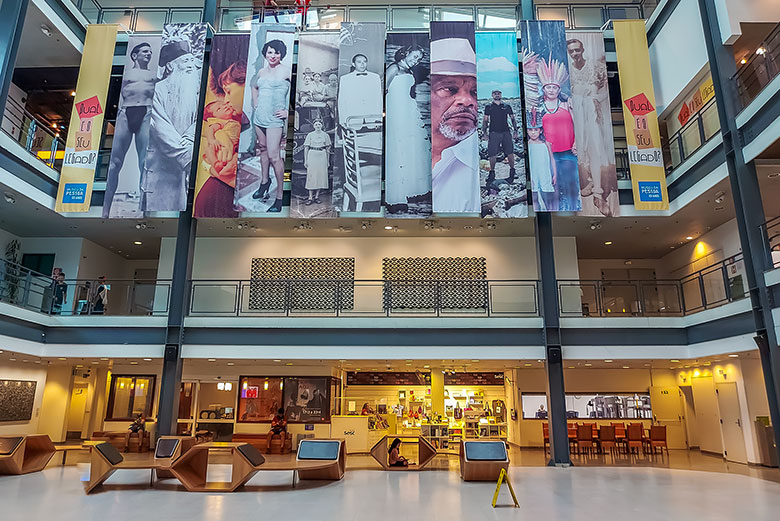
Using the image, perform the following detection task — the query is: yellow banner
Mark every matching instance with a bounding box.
[613,20,669,211]
[55,24,118,213]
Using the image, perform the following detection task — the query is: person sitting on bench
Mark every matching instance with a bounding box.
[266,408,288,452]
[388,438,413,467]
[124,414,146,452]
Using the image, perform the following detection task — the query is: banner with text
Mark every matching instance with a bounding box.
[192,34,250,218]
[613,20,669,211]
[55,24,118,213]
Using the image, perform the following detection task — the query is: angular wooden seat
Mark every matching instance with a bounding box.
[296,439,346,481]
[84,442,155,494]
[155,436,196,479]
[170,442,265,492]
[370,435,437,471]
[0,435,56,475]
[458,440,509,481]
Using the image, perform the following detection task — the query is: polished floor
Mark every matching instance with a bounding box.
[0,449,777,520]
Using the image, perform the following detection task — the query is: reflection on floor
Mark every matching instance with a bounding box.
[3,460,780,520]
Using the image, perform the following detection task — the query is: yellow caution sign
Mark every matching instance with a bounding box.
[491,468,519,508]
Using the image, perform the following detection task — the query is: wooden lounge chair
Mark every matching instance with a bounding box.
[0,435,56,475]
[370,435,437,471]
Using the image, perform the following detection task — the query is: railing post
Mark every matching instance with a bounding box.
[435,280,441,318]
[721,264,732,302]
[678,280,686,316]
[335,280,341,317]
[697,273,707,309]
[697,110,706,146]
[21,271,31,309]
[285,280,291,317]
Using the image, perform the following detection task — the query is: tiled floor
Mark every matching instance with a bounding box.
[3,457,780,521]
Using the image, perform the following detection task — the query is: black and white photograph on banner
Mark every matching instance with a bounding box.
[333,22,386,213]
[384,33,432,218]
[102,35,161,219]
[429,21,480,214]
[566,31,620,217]
[290,32,340,219]
[519,20,582,212]
[141,23,208,212]
[475,31,527,218]
[234,22,296,215]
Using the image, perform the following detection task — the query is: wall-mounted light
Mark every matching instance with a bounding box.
[217,382,225,391]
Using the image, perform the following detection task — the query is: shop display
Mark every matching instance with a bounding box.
[237,376,283,423]
[283,377,330,422]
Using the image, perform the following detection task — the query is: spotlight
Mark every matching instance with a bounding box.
[3,193,15,204]
[361,221,372,230]
[40,24,52,37]
[135,222,148,230]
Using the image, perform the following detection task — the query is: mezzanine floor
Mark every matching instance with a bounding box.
[2,448,778,521]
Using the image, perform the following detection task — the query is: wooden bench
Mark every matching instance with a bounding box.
[83,442,156,494]
[0,435,56,475]
[91,431,151,453]
[54,444,87,466]
[370,435,437,471]
[170,442,263,492]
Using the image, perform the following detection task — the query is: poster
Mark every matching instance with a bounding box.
[192,34,250,218]
[384,33,432,218]
[237,376,283,423]
[613,20,669,211]
[103,35,162,219]
[334,22,386,213]
[141,23,208,212]
[519,20,582,212]
[475,31,527,218]
[290,32,340,219]
[566,32,619,217]
[234,22,296,215]
[429,21,480,214]
[55,24,118,213]
[283,377,330,422]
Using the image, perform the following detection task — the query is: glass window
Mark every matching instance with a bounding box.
[434,7,475,22]
[100,9,132,29]
[107,375,156,420]
[348,8,387,24]
[134,10,167,32]
[392,7,431,30]
[608,7,641,21]
[170,10,203,24]
[307,8,345,30]
[572,7,604,29]
[220,8,254,32]
[476,7,516,30]
[536,7,569,28]
[522,393,652,419]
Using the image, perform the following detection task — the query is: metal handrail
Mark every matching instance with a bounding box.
[734,22,780,108]
[760,216,780,270]
[665,97,719,170]
[1,96,66,170]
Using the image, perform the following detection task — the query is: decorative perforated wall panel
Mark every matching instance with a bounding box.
[0,380,37,422]
[382,257,488,310]
[249,258,355,311]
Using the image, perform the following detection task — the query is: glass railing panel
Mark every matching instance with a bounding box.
[701,102,720,141]
[391,7,431,30]
[489,283,537,315]
[221,7,254,31]
[348,7,388,24]
[191,283,239,315]
[170,10,204,24]
[607,6,641,20]
[135,10,168,32]
[100,9,133,29]
[476,7,516,30]
[701,268,728,307]
[343,282,385,315]
[681,278,704,313]
[536,7,569,28]
[306,8,345,30]
[600,283,639,315]
[679,122,702,161]
[434,6,475,23]
[559,282,597,316]
[78,0,101,23]
[572,7,604,29]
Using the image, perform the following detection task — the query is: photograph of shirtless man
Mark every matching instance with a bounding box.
[103,36,161,218]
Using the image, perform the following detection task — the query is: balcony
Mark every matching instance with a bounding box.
[666,98,720,171]
[761,216,780,270]
[1,96,65,173]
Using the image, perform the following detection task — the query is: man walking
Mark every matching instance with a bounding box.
[481,89,519,188]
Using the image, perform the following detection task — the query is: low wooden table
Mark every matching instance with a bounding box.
[54,444,86,466]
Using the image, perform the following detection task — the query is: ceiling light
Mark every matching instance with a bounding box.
[100,358,109,361]
[622,366,630,369]
[767,172,780,179]
[728,354,739,358]
[567,366,575,369]
[604,241,613,245]
[91,361,99,364]
[604,359,613,363]
[9,358,17,362]
[471,359,480,362]
[670,359,680,363]
[70,90,76,97]
[686,236,694,240]
[40,24,52,37]
[286,363,293,366]
[523,363,532,367]
[756,47,766,55]
[133,241,143,245]
[740,58,747,64]
[58,357,67,361]
[273,359,281,362]
[130,361,138,365]
[227,362,235,366]
[584,363,592,367]
[384,225,393,230]
[2,193,14,204]
[207,358,217,362]
[143,358,152,361]
[423,365,430,368]
[51,123,58,129]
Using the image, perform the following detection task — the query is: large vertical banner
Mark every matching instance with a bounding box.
[614,20,669,211]
[103,35,162,219]
[430,21,479,214]
[334,22,386,213]
[566,32,619,217]
[290,32,340,219]
[192,34,250,218]
[384,33,432,218]
[142,23,208,212]
[476,31,527,218]
[55,24,118,213]
[519,20,581,212]
[234,23,296,215]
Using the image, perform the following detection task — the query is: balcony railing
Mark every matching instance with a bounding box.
[735,22,780,108]
[1,96,66,172]
[188,279,540,317]
[761,216,780,270]
[666,98,720,170]
[558,254,748,317]
[0,258,171,316]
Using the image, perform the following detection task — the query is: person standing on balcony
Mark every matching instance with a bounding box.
[51,272,67,315]
[92,276,109,315]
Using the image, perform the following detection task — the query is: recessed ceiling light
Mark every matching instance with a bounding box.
[384,225,393,230]
[273,359,281,362]
[143,358,152,361]
[58,357,67,361]
[523,363,532,367]
[35,360,41,364]
[728,354,739,358]
[584,363,592,367]
[227,362,235,366]
[471,359,480,362]
[670,359,680,363]
[604,241,613,245]
[423,365,430,368]
[686,236,694,240]
[91,361,99,364]
[100,358,109,361]
[567,366,575,369]
[133,241,143,245]
[9,358,17,361]
[130,361,138,365]
[286,363,293,366]
[207,358,217,362]
[768,172,780,179]
[604,359,613,363]
[406,363,412,366]
[622,366,630,369]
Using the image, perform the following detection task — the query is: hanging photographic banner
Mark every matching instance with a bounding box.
[519,20,582,212]
[290,32,340,219]
[192,34,250,218]
[475,31,527,218]
[429,21,479,214]
[333,22,386,214]
[141,23,208,212]
[55,24,118,213]
[613,20,669,211]
[234,22,296,215]
[566,31,619,217]
[102,35,162,219]
[384,33,432,218]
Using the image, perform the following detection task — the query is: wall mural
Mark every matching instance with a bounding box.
[0,380,37,422]
[382,257,487,310]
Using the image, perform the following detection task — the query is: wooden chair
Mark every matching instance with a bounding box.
[611,422,627,452]
[542,423,550,453]
[598,425,618,455]
[84,442,155,494]
[647,425,669,455]
[567,423,578,452]
[576,424,596,455]
[626,423,644,455]
[0,435,56,475]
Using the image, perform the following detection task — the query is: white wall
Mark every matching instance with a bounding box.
[649,0,709,115]
[0,362,48,436]
[656,218,741,279]
[715,0,780,44]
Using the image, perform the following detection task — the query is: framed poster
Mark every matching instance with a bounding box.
[237,376,283,423]
[283,377,330,422]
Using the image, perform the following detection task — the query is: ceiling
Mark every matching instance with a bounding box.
[732,22,778,66]
[14,4,82,69]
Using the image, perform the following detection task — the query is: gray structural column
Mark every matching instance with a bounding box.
[0,0,30,111]
[697,0,780,461]
[521,0,571,466]
[156,0,218,437]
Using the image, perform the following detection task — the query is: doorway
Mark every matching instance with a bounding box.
[716,382,748,464]
[66,383,89,440]
[21,253,55,276]
[650,385,688,448]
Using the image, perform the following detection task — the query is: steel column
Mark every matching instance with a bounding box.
[0,0,30,111]
[697,0,780,463]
